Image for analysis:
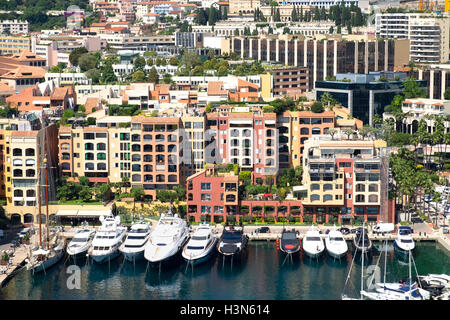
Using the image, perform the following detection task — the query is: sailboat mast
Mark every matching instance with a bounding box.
[37,142,42,247]
[361,221,365,300]
[408,249,412,299]
[45,156,49,250]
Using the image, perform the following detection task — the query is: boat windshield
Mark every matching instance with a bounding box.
[187,246,204,250]
[305,237,321,241]
[124,244,144,248]
[71,238,88,243]
[191,236,208,241]
[330,237,344,241]
[222,231,242,243]
[282,233,297,240]
[401,239,413,243]
[127,235,147,240]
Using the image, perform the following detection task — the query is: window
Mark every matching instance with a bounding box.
[201,193,211,201]
[369,184,378,192]
[339,162,352,168]
[311,184,320,191]
[310,194,320,201]
[201,182,211,190]
[323,194,333,202]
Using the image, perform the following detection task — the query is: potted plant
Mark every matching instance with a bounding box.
[22,234,30,245]
[1,252,8,265]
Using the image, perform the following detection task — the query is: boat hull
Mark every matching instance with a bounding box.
[394,239,415,253]
[29,250,65,273]
[67,246,90,259]
[90,249,121,264]
[326,248,347,259]
[145,236,188,265]
[217,236,249,258]
[121,249,145,262]
[303,248,324,259]
[183,238,217,265]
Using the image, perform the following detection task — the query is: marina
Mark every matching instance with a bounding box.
[0,239,449,300]
[1,221,450,300]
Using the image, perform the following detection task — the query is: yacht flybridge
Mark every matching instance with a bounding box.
[120,222,152,262]
[182,223,217,265]
[67,227,95,258]
[144,213,189,264]
[88,215,127,264]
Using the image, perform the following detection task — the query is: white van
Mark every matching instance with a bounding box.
[372,223,395,234]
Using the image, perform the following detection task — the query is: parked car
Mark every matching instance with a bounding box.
[339,227,350,235]
[372,223,395,234]
[17,228,30,240]
[256,227,270,233]
[424,194,433,202]
[10,240,18,248]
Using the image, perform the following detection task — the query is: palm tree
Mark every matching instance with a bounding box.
[320,92,337,110]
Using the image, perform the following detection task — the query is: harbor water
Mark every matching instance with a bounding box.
[1,241,449,300]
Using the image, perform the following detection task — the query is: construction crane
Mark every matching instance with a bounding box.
[419,0,423,10]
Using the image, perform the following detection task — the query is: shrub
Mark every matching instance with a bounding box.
[311,101,324,113]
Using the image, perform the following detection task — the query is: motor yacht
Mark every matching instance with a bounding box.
[119,222,152,262]
[88,215,127,264]
[325,226,348,259]
[217,224,248,257]
[67,228,95,258]
[353,227,372,254]
[394,226,415,253]
[144,213,189,264]
[278,228,300,254]
[302,226,325,258]
[182,223,218,265]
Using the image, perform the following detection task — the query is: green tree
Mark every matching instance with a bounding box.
[403,78,426,99]
[311,101,324,113]
[131,187,145,214]
[181,51,202,69]
[95,184,111,203]
[100,61,117,84]
[134,56,146,71]
[78,53,98,72]
[147,67,159,84]
[132,70,146,82]
[168,56,179,66]
[444,87,450,100]
[69,47,88,66]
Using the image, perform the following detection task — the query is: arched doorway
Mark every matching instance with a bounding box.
[10,214,21,225]
[23,213,34,224]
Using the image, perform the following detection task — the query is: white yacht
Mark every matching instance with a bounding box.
[182,223,218,265]
[302,226,325,258]
[144,213,189,264]
[361,282,431,300]
[88,215,127,264]
[325,226,348,259]
[119,222,152,262]
[394,226,415,253]
[67,228,96,258]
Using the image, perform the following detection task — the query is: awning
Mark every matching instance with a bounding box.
[56,209,111,218]
[26,159,35,166]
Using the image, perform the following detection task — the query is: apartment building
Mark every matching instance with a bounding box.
[272,66,309,98]
[228,36,411,90]
[186,134,392,224]
[229,0,260,15]
[315,71,427,125]
[288,0,360,9]
[383,98,450,135]
[0,20,29,35]
[301,136,389,225]
[405,63,450,100]
[0,35,31,55]
[375,13,450,64]
[3,124,59,224]
[58,115,182,200]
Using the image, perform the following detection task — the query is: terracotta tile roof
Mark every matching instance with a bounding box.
[0,81,14,92]
[1,65,46,79]
[11,50,46,62]
[238,78,259,89]
[51,87,69,100]
[11,131,38,137]
[85,97,99,113]
[208,81,228,96]
[156,84,170,95]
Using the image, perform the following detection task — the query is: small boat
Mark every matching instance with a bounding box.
[353,227,372,254]
[416,274,450,298]
[302,226,325,258]
[278,228,300,254]
[119,222,152,262]
[88,215,127,264]
[144,212,189,264]
[67,227,95,258]
[27,236,66,274]
[217,224,248,257]
[361,281,431,300]
[325,226,348,259]
[182,223,218,265]
[394,226,415,253]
